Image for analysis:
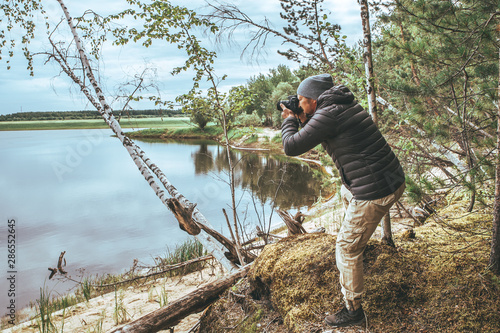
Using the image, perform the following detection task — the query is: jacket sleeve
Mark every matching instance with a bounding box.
[281,108,337,156]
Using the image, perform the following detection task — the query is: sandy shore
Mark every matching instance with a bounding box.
[4,265,227,333]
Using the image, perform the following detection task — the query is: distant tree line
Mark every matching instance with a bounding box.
[0,109,183,121]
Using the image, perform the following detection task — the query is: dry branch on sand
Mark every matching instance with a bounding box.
[109,266,250,333]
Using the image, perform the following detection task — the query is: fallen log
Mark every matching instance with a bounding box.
[109,265,251,333]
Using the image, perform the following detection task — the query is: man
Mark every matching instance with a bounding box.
[280,74,405,328]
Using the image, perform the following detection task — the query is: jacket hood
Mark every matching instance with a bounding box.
[317,85,355,108]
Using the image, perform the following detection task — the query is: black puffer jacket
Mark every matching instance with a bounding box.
[281,85,405,200]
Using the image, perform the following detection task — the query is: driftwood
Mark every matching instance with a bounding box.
[277,210,306,236]
[197,222,257,265]
[166,198,257,265]
[48,268,57,280]
[166,198,201,235]
[57,251,67,274]
[48,251,67,279]
[109,265,251,333]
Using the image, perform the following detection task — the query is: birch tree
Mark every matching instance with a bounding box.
[358,0,378,124]
[357,0,398,246]
[54,0,240,271]
[110,0,267,265]
[2,0,245,271]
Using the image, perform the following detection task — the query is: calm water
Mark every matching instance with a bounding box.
[0,129,322,311]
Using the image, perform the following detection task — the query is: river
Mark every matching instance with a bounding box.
[0,128,323,311]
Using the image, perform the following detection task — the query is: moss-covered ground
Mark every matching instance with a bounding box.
[199,192,500,332]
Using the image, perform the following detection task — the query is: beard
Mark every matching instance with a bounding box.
[299,112,315,127]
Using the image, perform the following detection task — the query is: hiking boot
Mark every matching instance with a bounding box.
[324,306,366,327]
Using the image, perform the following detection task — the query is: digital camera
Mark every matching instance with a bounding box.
[276,95,301,114]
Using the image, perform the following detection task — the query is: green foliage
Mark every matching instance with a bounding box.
[246,65,299,127]
[243,134,258,145]
[277,0,347,70]
[235,111,262,127]
[176,91,214,129]
[113,288,128,325]
[371,0,499,206]
[220,85,254,129]
[82,278,92,302]
[0,0,47,74]
[405,176,424,204]
[35,287,56,333]
[271,133,282,143]
[190,110,211,129]
[157,283,169,307]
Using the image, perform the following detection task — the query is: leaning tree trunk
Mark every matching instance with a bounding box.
[489,18,500,275]
[359,0,395,245]
[55,0,236,272]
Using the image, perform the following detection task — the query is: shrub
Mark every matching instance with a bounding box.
[236,111,262,127]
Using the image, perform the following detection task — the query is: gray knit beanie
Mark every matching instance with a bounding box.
[297,74,334,100]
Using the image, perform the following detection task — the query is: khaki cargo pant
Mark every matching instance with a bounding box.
[336,183,405,310]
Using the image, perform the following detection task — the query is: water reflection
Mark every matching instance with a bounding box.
[191,142,320,210]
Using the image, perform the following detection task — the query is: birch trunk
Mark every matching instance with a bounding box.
[55,0,236,272]
[380,214,394,247]
[359,0,394,243]
[358,0,378,125]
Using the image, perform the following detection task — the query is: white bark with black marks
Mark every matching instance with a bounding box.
[358,0,378,125]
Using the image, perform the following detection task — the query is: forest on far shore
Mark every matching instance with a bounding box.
[0,109,182,121]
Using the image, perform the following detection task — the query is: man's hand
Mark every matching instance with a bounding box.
[280,103,295,119]
[281,103,307,123]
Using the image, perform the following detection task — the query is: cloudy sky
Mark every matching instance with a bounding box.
[0,0,363,115]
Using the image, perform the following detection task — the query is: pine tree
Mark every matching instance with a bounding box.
[490,14,500,275]
[374,0,499,273]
